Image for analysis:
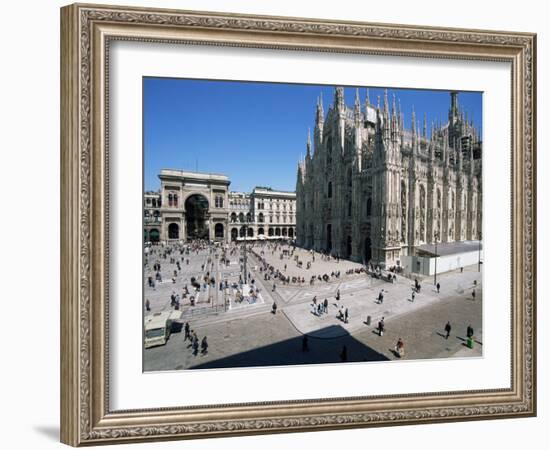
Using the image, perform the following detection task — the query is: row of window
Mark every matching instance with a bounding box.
[145,198,161,207]
[254,202,294,211]
[162,193,295,211]
[167,193,178,207]
[230,212,295,224]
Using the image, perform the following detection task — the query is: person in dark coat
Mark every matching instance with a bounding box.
[467,324,474,339]
[444,321,452,339]
[184,322,190,341]
[436,282,441,293]
[201,336,208,355]
[192,334,199,356]
[378,317,385,336]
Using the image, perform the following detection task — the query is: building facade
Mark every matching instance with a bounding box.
[144,170,296,243]
[228,187,296,242]
[143,191,162,243]
[296,88,482,268]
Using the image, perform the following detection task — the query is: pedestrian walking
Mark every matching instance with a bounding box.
[145,299,150,312]
[411,290,415,302]
[378,317,385,336]
[201,336,208,355]
[444,321,452,339]
[340,345,348,362]
[183,322,190,341]
[436,282,441,293]
[302,334,309,352]
[344,307,349,324]
[272,302,277,314]
[467,324,474,339]
[395,338,405,358]
[378,290,384,304]
[336,289,341,301]
[323,298,329,314]
[338,306,344,321]
[472,289,476,300]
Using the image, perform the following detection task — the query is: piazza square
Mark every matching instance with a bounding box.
[143,83,483,371]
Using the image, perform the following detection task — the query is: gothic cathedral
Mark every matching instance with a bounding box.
[296,88,482,268]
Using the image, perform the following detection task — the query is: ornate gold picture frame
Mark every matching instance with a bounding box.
[60,3,536,446]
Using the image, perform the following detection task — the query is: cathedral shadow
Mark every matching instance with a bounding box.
[190,324,389,370]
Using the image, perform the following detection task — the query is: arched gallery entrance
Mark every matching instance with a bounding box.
[214,223,224,240]
[185,194,209,240]
[168,223,180,240]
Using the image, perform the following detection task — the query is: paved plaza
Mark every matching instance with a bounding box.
[143,242,482,371]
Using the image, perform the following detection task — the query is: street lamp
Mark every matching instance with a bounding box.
[242,222,248,284]
[478,230,482,272]
[433,231,439,286]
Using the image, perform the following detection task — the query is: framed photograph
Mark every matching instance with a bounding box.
[60,3,536,446]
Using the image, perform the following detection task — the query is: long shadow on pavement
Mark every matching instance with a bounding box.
[190,324,389,369]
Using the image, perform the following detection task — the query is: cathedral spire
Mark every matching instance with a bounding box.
[306,128,312,157]
[398,99,404,132]
[443,129,449,166]
[469,143,475,177]
[411,106,417,136]
[365,88,370,107]
[354,88,361,116]
[423,112,427,138]
[315,92,324,149]
[316,92,324,117]
[383,89,389,118]
[334,86,344,111]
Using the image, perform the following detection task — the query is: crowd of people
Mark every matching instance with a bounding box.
[144,239,480,365]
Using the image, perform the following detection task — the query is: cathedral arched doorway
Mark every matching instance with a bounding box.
[364,236,372,264]
[326,224,332,253]
[185,194,209,240]
[214,223,224,240]
[168,223,180,240]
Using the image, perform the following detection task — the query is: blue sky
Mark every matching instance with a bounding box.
[143,78,482,192]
